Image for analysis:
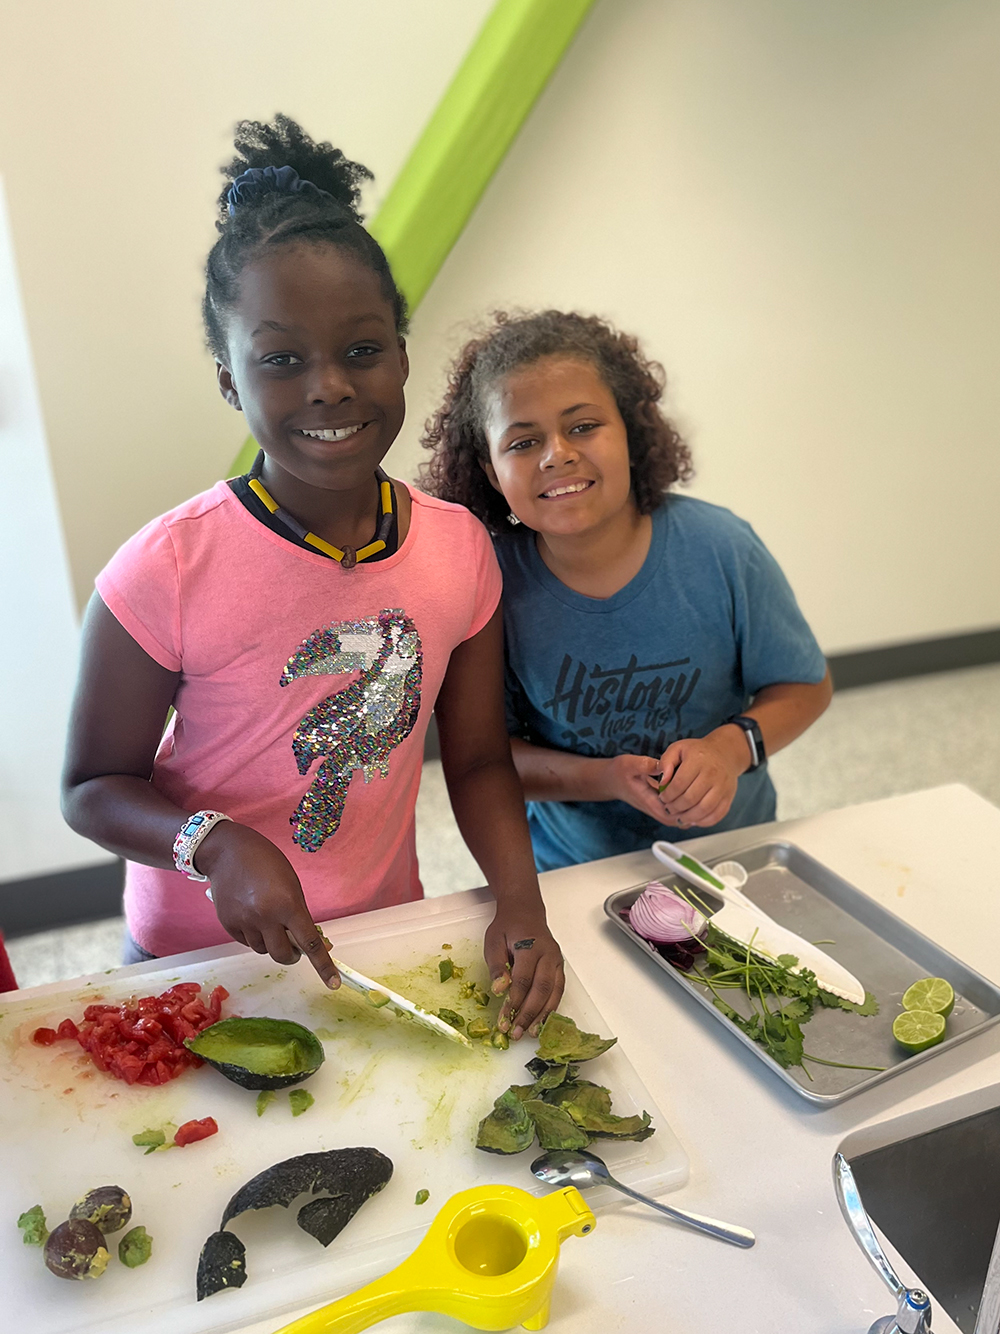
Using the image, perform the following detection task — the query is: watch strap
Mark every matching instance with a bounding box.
[173,810,232,882]
[725,715,766,771]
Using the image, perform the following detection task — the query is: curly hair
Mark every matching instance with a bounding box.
[203,113,407,359]
[419,310,693,533]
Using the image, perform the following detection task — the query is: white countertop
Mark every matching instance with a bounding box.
[42,784,1000,1333]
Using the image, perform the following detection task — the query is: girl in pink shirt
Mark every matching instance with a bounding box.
[62,116,562,1042]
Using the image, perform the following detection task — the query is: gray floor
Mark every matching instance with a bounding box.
[9,662,1000,990]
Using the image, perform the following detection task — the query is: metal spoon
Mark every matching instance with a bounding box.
[531,1149,755,1249]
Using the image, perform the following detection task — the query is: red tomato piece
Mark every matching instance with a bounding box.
[42,982,224,1085]
[174,1117,219,1146]
[163,983,202,1002]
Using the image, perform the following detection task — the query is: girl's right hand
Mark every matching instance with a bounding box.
[603,753,676,823]
[195,822,340,989]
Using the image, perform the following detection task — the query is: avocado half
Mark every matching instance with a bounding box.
[186,1017,325,1090]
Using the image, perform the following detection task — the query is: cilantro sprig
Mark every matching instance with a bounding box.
[686,927,881,1077]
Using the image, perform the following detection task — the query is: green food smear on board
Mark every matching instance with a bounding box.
[289,1089,315,1117]
[414,1189,430,1206]
[256,1090,276,1117]
[17,1205,48,1246]
[311,942,505,1057]
[119,1225,153,1268]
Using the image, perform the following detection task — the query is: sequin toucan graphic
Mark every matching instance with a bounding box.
[279,611,422,852]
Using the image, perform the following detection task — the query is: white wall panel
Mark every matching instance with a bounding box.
[0,0,495,607]
[0,182,115,879]
[391,0,1000,654]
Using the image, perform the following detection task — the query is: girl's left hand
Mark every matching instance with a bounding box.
[484,909,565,1042]
[652,727,748,828]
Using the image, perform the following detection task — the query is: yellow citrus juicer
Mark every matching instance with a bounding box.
[272,1183,596,1334]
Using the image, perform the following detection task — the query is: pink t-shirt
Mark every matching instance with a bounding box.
[96,481,501,957]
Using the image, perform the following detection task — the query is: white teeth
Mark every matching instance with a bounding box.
[299,424,365,441]
[542,481,592,498]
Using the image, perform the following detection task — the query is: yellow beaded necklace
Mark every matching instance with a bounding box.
[247,451,394,570]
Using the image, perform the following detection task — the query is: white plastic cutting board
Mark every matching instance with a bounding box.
[0,893,687,1334]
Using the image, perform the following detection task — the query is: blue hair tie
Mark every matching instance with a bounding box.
[226,164,333,217]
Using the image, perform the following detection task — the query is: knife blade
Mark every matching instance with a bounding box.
[651,841,867,1005]
[332,958,474,1048]
[282,927,474,1048]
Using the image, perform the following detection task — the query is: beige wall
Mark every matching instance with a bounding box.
[390,0,1000,655]
[3,0,998,653]
[0,0,493,608]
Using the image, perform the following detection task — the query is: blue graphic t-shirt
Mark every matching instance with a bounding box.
[496,494,826,872]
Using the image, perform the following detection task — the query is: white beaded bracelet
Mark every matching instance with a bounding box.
[172,810,232,883]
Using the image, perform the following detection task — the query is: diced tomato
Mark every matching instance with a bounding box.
[163,983,202,1002]
[116,1053,145,1084]
[174,1117,218,1147]
[39,981,224,1086]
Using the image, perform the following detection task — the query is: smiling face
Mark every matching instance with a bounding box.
[482,357,635,536]
[216,242,408,492]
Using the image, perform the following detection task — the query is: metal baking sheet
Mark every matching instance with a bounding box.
[604,839,1000,1105]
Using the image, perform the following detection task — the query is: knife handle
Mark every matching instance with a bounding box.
[652,842,728,897]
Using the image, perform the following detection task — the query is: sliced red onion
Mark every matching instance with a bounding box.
[629,881,708,943]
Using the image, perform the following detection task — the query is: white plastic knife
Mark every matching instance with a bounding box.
[332,958,474,1048]
[651,841,866,1005]
[278,925,474,1048]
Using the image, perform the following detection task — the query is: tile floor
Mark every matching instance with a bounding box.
[9,662,1000,990]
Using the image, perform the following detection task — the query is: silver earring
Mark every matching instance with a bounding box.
[507,512,521,526]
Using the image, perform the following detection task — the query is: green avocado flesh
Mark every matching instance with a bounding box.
[186,1018,325,1090]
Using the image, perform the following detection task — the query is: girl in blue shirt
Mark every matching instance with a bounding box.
[421,310,832,872]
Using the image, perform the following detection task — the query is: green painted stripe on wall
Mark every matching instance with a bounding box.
[230,434,260,479]
[369,0,597,310]
[227,0,596,479]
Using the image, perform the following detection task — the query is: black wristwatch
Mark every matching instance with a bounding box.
[725,714,766,771]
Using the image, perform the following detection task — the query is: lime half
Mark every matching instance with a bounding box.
[902,977,955,1017]
[892,1009,946,1053]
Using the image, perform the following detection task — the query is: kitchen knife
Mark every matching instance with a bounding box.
[651,841,867,1005]
[331,958,474,1048]
[279,925,475,1048]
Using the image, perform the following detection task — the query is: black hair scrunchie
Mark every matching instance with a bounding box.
[226,165,334,217]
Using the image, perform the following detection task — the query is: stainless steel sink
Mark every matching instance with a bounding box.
[837,1086,1000,1334]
